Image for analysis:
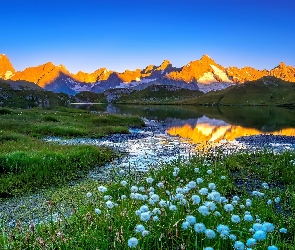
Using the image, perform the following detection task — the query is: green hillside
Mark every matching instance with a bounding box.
[115,85,203,104]
[182,76,295,107]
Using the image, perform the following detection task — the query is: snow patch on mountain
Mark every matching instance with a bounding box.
[198,72,217,84]
[210,64,232,83]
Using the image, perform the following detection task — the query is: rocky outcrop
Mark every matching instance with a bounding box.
[0,54,15,80]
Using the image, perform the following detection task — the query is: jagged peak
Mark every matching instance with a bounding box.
[160,59,171,66]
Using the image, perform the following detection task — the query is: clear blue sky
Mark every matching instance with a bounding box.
[1,0,295,73]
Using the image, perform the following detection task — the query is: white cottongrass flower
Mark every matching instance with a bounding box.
[104,195,111,200]
[267,199,272,205]
[120,180,127,186]
[142,230,149,237]
[134,193,143,200]
[208,191,221,203]
[188,181,197,189]
[97,185,107,192]
[173,171,178,176]
[150,194,160,202]
[221,175,226,180]
[94,208,101,214]
[207,169,212,174]
[130,186,138,192]
[231,215,241,223]
[159,200,167,207]
[135,224,145,233]
[194,223,206,233]
[204,201,216,211]
[274,197,280,203]
[208,183,216,190]
[244,214,254,222]
[234,241,245,250]
[127,237,138,248]
[152,207,161,215]
[140,212,151,221]
[199,188,209,196]
[146,177,154,184]
[157,182,164,188]
[169,205,177,211]
[148,187,155,192]
[139,186,145,192]
[205,229,216,239]
[214,211,221,216]
[135,210,141,216]
[194,167,199,173]
[86,192,92,198]
[182,221,190,230]
[186,215,196,225]
[153,216,159,221]
[130,193,136,199]
[224,204,234,212]
[139,205,149,213]
[191,195,201,204]
[198,205,210,216]
[105,200,115,209]
[196,178,203,184]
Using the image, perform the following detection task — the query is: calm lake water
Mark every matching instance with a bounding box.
[76,104,295,143]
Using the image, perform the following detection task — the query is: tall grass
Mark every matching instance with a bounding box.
[1,151,294,249]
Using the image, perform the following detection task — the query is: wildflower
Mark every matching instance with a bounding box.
[262,182,269,189]
[159,200,167,207]
[130,193,136,199]
[253,230,266,241]
[204,247,214,250]
[175,193,184,200]
[119,169,125,175]
[214,211,221,216]
[157,182,164,188]
[135,193,143,200]
[142,195,148,200]
[135,224,145,233]
[166,190,170,195]
[94,208,101,214]
[220,197,228,203]
[140,205,149,213]
[86,192,92,198]
[191,195,201,204]
[234,241,245,250]
[279,228,287,233]
[240,205,245,209]
[150,194,160,202]
[127,237,138,248]
[135,210,141,216]
[246,199,252,207]
[204,201,216,211]
[146,177,154,184]
[152,207,161,215]
[121,195,127,200]
[148,187,155,192]
[233,196,240,201]
[207,169,212,174]
[205,229,216,239]
[244,214,253,222]
[199,188,209,196]
[140,212,151,221]
[194,223,206,233]
[268,246,278,250]
[97,185,107,192]
[105,200,115,209]
[262,222,274,232]
[232,201,238,206]
[139,186,145,192]
[197,178,203,184]
[217,224,230,235]
[174,167,180,173]
[208,183,216,190]
[224,204,234,212]
[186,215,196,225]
[198,205,210,216]
[120,180,127,186]
[229,234,237,241]
[169,205,177,211]
[153,216,159,222]
[267,199,272,205]
[231,215,241,223]
[188,181,197,189]
[104,195,111,200]
[182,221,190,230]
[130,186,138,192]
[274,197,280,203]
[256,218,261,223]
[221,175,226,180]
[180,198,187,205]
[173,171,178,176]
[246,238,256,247]
[183,186,190,193]
[142,230,149,237]
[253,223,263,231]
[194,167,199,173]
[208,191,221,202]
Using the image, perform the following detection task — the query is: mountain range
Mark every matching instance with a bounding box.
[0,54,295,95]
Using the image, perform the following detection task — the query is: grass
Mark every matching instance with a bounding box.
[0,108,144,197]
[1,151,294,249]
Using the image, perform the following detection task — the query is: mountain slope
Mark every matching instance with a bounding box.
[182,76,295,107]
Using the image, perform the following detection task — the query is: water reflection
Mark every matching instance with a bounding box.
[75,104,295,143]
[166,116,295,143]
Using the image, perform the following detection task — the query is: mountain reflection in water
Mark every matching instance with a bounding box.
[166,116,295,143]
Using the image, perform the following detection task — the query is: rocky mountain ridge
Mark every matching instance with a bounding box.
[1,54,294,95]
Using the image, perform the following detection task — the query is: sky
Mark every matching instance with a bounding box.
[1,0,295,73]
